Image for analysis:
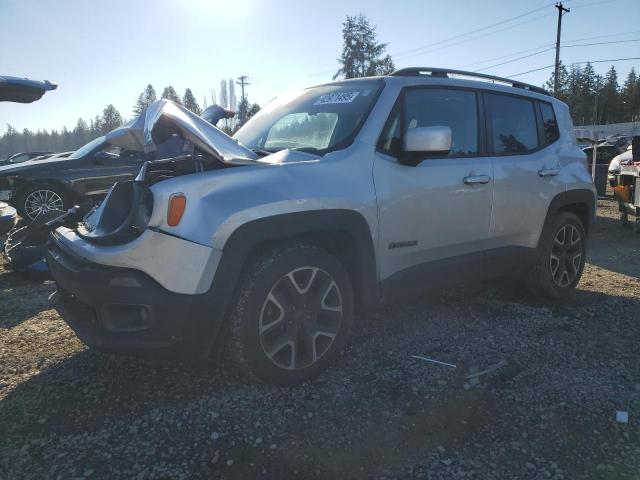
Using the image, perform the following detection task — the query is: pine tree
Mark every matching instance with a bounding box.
[236,96,250,128]
[133,84,157,115]
[621,68,640,122]
[334,14,395,79]
[598,66,622,124]
[545,61,569,101]
[161,86,182,104]
[248,103,261,120]
[182,88,201,114]
[101,104,123,134]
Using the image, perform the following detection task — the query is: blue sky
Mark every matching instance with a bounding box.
[1,0,639,134]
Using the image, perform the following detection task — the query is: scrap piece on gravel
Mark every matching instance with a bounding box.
[411,355,457,368]
[465,360,507,383]
[616,411,629,424]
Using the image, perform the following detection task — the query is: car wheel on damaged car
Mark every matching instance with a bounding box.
[16,185,68,221]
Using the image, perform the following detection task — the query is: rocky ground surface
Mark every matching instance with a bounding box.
[1,197,639,479]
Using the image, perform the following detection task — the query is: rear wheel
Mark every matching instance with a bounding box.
[226,243,354,385]
[16,184,68,221]
[523,212,586,297]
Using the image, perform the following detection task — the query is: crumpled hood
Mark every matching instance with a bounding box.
[105,99,257,163]
[256,149,320,165]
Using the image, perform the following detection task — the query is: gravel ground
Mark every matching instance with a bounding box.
[1,197,639,479]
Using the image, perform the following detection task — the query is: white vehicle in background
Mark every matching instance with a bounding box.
[609,144,633,187]
[46,68,595,384]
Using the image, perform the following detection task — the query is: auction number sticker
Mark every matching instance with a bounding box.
[314,91,360,105]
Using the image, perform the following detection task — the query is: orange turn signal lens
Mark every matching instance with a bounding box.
[167,193,186,226]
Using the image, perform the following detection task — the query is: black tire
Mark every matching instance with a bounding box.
[15,184,69,221]
[523,212,586,298]
[225,243,354,385]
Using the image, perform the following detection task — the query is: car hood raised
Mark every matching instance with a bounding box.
[105,99,257,164]
[0,76,57,103]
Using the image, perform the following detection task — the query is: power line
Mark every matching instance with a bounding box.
[568,0,617,8]
[563,38,640,48]
[464,31,640,69]
[476,48,555,72]
[507,65,556,78]
[474,38,640,73]
[393,13,553,62]
[507,57,640,78]
[390,3,555,59]
[563,29,640,44]
[462,42,555,68]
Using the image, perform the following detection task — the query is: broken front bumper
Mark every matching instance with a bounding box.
[46,234,221,359]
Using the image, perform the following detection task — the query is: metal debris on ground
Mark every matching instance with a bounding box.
[465,360,507,385]
[616,411,629,424]
[411,355,457,368]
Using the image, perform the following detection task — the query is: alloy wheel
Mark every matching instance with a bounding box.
[259,266,343,370]
[549,224,583,287]
[24,189,64,220]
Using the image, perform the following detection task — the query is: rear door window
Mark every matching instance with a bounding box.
[486,93,538,154]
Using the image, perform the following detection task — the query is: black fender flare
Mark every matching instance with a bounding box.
[541,188,596,239]
[197,209,379,353]
[212,209,378,304]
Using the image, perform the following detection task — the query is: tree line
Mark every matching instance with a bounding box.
[0,81,261,159]
[545,62,640,126]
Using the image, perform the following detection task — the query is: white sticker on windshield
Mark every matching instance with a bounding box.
[314,91,360,105]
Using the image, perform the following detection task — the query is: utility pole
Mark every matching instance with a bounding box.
[554,2,570,97]
[236,75,251,125]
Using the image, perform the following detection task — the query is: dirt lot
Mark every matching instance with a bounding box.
[1,197,639,479]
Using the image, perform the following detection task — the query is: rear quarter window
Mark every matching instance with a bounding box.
[539,102,560,145]
[486,93,538,154]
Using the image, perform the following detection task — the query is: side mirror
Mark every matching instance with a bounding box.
[403,126,452,156]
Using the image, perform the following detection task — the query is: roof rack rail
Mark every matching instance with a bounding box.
[389,67,550,96]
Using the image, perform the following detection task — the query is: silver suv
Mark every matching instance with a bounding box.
[47,67,596,384]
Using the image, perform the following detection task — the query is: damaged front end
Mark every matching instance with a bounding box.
[70,100,258,246]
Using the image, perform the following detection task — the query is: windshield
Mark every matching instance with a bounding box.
[68,136,105,159]
[234,80,383,155]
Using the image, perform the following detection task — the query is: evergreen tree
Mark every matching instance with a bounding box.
[334,14,395,79]
[101,104,123,134]
[133,84,157,115]
[161,85,182,104]
[236,96,250,128]
[545,61,569,102]
[598,66,622,124]
[248,103,261,120]
[182,88,201,114]
[621,68,640,122]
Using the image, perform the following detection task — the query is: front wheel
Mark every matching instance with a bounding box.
[523,212,586,297]
[226,243,354,385]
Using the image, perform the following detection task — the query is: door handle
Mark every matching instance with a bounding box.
[463,175,491,185]
[538,168,560,177]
